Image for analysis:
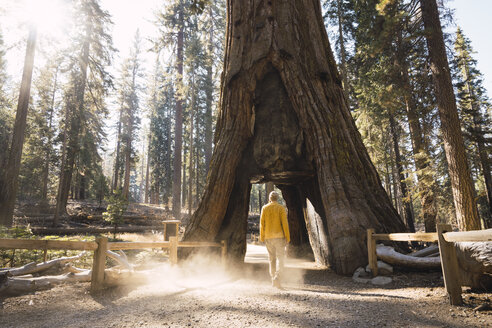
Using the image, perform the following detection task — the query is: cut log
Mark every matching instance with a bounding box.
[376,244,441,269]
[455,241,492,290]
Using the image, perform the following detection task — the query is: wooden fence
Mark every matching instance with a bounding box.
[367,223,492,305]
[0,236,227,293]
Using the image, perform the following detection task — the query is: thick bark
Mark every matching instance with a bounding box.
[420,0,480,231]
[184,0,405,275]
[389,112,415,232]
[0,26,37,226]
[277,185,312,258]
[172,9,184,220]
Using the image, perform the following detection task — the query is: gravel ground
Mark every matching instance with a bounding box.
[1,244,491,328]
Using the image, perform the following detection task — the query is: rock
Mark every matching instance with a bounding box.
[366,261,393,276]
[371,276,392,286]
[352,267,371,284]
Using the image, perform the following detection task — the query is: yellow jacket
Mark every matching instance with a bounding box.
[260,201,290,243]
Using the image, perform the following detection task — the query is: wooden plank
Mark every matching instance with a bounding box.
[169,237,178,265]
[91,236,108,293]
[178,241,222,248]
[108,241,170,250]
[31,226,163,235]
[0,238,97,251]
[367,229,378,276]
[373,232,438,242]
[443,229,492,242]
[437,224,463,306]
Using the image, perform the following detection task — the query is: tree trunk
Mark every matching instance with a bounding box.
[0,26,37,227]
[188,73,195,216]
[54,20,91,225]
[389,112,415,232]
[278,185,312,258]
[265,182,274,202]
[122,114,132,200]
[336,0,349,100]
[41,65,58,202]
[144,133,151,203]
[395,33,437,232]
[172,8,184,220]
[112,106,123,192]
[420,0,480,231]
[204,6,214,172]
[462,64,492,228]
[183,0,405,275]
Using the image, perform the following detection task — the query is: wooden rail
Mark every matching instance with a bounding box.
[367,224,492,306]
[0,236,228,293]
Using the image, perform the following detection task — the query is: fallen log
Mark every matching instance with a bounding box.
[0,252,87,276]
[408,245,440,257]
[106,250,133,271]
[0,271,91,297]
[376,245,441,269]
[30,226,164,235]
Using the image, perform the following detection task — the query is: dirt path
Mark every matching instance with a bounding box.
[1,244,490,327]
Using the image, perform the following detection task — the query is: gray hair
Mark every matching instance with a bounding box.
[269,191,279,202]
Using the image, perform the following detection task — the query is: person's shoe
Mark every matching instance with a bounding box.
[272,279,282,289]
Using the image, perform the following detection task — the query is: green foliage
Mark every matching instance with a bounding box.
[103,191,128,236]
[0,227,94,268]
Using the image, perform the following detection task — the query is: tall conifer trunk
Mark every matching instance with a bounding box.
[419,0,480,231]
[0,26,37,226]
[172,7,184,220]
[54,20,91,225]
[184,0,405,275]
[395,34,437,232]
[389,111,415,232]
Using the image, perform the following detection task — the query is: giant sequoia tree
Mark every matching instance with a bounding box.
[184,0,405,275]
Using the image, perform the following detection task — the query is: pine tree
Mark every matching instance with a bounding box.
[0,24,37,226]
[453,27,492,227]
[419,0,480,231]
[0,26,12,175]
[118,30,143,201]
[54,0,114,224]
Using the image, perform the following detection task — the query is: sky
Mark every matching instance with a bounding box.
[1,0,491,102]
[448,0,492,99]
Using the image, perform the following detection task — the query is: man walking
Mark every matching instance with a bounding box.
[260,191,290,288]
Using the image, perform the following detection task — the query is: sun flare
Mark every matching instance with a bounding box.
[9,0,69,39]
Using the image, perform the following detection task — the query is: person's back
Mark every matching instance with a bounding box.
[260,201,290,242]
[259,191,290,288]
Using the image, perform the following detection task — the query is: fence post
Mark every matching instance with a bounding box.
[91,236,108,293]
[437,224,462,305]
[221,240,228,266]
[169,236,178,265]
[367,229,378,276]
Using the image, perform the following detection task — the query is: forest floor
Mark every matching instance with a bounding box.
[1,243,491,328]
